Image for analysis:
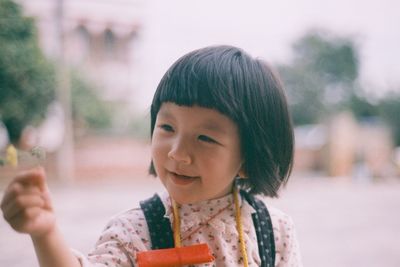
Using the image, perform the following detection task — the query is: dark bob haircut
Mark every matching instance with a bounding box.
[149,45,294,197]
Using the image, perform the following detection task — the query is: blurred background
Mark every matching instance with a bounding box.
[1,0,400,266]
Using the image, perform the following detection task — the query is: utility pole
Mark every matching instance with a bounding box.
[55,0,75,182]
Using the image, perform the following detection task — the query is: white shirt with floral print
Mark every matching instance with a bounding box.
[74,191,302,266]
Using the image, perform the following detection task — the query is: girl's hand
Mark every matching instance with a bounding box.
[1,167,56,238]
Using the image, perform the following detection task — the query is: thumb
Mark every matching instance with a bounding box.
[30,166,53,210]
[33,166,48,192]
[16,166,48,192]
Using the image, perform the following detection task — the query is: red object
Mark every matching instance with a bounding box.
[137,243,214,267]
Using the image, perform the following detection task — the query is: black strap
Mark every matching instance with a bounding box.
[140,193,275,266]
[139,194,174,249]
[241,190,275,267]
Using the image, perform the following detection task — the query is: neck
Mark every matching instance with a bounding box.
[170,186,249,267]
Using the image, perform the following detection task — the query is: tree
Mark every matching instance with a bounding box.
[377,92,400,146]
[347,89,400,146]
[278,29,400,146]
[70,70,114,132]
[277,29,359,125]
[0,0,55,144]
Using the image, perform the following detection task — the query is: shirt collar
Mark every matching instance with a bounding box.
[159,189,257,220]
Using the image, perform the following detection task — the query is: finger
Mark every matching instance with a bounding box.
[13,166,47,191]
[1,182,22,209]
[8,206,43,233]
[1,182,41,210]
[2,194,45,222]
[9,207,55,236]
[41,189,53,211]
[2,167,47,205]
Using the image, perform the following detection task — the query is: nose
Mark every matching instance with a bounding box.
[167,137,192,164]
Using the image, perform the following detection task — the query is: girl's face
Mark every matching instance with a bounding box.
[151,102,243,204]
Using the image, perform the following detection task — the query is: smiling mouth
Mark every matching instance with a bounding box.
[169,171,200,185]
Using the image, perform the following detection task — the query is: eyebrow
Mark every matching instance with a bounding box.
[201,121,228,135]
[157,109,172,119]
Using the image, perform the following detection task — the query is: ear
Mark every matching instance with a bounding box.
[237,167,247,179]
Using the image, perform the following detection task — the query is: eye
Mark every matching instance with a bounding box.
[159,124,174,132]
[198,135,217,144]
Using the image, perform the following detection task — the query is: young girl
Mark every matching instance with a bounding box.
[1,45,302,266]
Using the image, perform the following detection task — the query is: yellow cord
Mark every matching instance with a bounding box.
[172,199,182,248]
[234,187,249,267]
[171,186,249,266]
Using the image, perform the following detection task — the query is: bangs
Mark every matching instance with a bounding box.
[156,63,220,109]
[151,47,243,131]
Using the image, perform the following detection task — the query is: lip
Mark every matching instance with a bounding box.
[168,171,200,186]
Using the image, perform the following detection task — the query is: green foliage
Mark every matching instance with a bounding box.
[0,0,55,144]
[127,114,150,140]
[348,90,400,146]
[278,65,326,124]
[279,28,400,146]
[278,29,359,125]
[376,92,400,146]
[347,93,379,119]
[292,31,358,84]
[70,71,114,131]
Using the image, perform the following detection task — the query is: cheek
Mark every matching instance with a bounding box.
[151,133,175,166]
[151,137,166,164]
[152,142,165,156]
[201,148,241,172]
[222,151,243,175]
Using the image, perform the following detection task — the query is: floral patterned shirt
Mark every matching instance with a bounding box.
[75,192,302,266]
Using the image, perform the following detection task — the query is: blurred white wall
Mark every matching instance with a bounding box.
[19,0,400,113]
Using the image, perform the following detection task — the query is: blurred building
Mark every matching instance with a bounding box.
[293,112,398,180]
[18,0,144,107]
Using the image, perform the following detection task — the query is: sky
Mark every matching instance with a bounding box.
[133,0,400,110]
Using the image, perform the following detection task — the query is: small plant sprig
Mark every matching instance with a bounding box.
[0,145,46,168]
